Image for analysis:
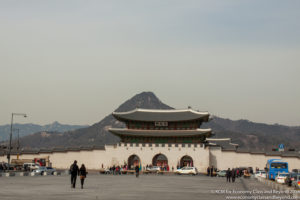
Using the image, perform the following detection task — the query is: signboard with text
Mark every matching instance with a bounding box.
[155,121,168,127]
[278,144,284,152]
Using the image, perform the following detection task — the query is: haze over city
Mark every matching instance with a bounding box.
[1,0,299,126]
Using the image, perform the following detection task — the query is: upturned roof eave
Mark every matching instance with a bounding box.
[108,128,212,137]
[112,108,210,122]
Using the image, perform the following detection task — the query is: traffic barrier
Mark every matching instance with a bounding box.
[256,177,298,199]
[4,172,15,177]
[30,172,35,176]
[20,172,29,176]
[53,171,61,176]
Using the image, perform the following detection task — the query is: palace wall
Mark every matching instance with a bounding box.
[0,143,209,172]
[209,147,300,170]
[1,145,299,173]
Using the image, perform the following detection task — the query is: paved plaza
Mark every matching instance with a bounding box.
[0,174,299,200]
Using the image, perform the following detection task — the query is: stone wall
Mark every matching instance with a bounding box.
[209,147,300,170]
[0,143,209,172]
[1,144,299,173]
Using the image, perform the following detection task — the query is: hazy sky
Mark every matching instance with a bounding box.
[1,0,299,126]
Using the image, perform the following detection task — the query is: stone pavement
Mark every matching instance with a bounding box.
[0,174,299,200]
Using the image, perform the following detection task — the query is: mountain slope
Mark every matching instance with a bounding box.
[0,122,88,141]
[19,92,173,148]
[203,117,300,151]
[16,92,300,151]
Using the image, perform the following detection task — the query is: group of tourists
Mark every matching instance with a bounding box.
[207,166,252,183]
[145,164,170,171]
[0,162,8,171]
[69,160,87,189]
[226,168,239,182]
[107,165,129,175]
[206,166,217,177]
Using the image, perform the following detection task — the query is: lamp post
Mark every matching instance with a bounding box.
[7,113,27,170]
[12,128,20,159]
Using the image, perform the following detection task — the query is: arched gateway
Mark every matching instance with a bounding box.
[128,154,140,170]
[152,154,168,167]
[180,155,194,168]
[109,108,212,172]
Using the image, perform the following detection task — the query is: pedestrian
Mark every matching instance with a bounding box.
[236,168,239,178]
[210,166,214,177]
[70,160,79,188]
[207,166,210,176]
[112,165,116,175]
[135,164,139,178]
[226,168,231,182]
[79,164,87,189]
[231,168,236,183]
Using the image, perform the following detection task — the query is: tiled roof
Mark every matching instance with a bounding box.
[113,108,210,122]
[109,128,212,137]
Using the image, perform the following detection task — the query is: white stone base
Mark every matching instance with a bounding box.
[0,143,299,173]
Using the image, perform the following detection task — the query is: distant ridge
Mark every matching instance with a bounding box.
[202,117,300,151]
[0,122,88,142]
[11,91,300,151]
[18,92,172,149]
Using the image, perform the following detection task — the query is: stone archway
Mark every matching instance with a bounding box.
[152,154,168,169]
[180,155,194,168]
[127,154,140,170]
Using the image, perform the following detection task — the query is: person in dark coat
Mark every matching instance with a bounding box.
[210,166,214,177]
[135,165,139,178]
[231,168,236,183]
[79,164,87,189]
[226,168,232,182]
[70,160,79,188]
[207,166,210,176]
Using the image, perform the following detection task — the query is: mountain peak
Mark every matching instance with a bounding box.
[115,91,173,112]
[52,121,60,125]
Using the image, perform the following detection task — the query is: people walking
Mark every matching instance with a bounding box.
[210,166,214,177]
[236,168,240,178]
[135,165,139,178]
[231,168,236,183]
[226,168,232,182]
[79,164,87,189]
[207,166,210,176]
[70,160,79,188]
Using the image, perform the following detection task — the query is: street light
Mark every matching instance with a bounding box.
[12,128,20,158]
[7,113,27,170]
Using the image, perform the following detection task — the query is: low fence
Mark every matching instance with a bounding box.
[256,177,299,199]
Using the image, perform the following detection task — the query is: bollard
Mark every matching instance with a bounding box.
[4,172,15,177]
[43,172,48,176]
[53,171,61,176]
[8,172,15,177]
